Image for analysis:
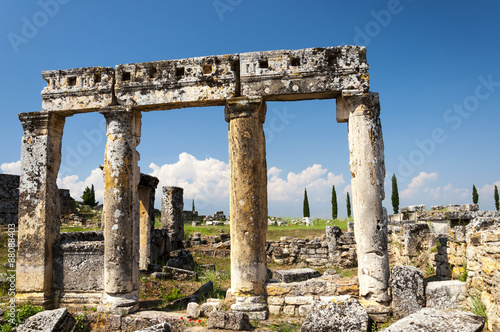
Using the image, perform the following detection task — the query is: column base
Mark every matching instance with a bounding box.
[98,292,139,315]
[231,296,268,320]
[16,292,54,309]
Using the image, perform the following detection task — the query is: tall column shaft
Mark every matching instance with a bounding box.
[339,92,390,303]
[16,111,65,308]
[161,186,184,251]
[225,97,268,318]
[139,174,159,271]
[100,106,141,313]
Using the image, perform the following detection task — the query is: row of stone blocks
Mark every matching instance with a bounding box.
[40,46,369,113]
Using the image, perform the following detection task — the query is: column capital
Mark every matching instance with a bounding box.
[100,106,141,136]
[336,92,379,123]
[224,97,266,123]
[19,111,65,137]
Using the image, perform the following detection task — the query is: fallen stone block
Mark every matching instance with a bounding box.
[401,205,426,213]
[152,266,197,281]
[134,322,171,332]
[301,296,369,332]
[207,311,252,331]
[274,268,320,283]
[187,302,201,319]
[390,265,425,319]
[17,308,75,332]
[381,308,485,332]
[200,298,223,317]
[426,280,467,309]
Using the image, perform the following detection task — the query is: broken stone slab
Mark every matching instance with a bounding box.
[461,204,479,212]
[401,205,426,213]
[17,308,75,332]
[389,265,425,320]
[153,267,197,281]
[381,308,485,332]
[445,204,462,212]
[200,298,223,317]
[274,268,321,283]
[171,281,214,308]
[207,311,252,331]
[301,296,369,332]
[167,249,194,271]
[134,323,171,332]
[426,280,467,310]
[187,302,201,319]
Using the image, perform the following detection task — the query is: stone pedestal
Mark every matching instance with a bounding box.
[138,174,159,271]
[99,106,141,314]
[225,97,268,318]
[16,111,66,308]
[161,186,184,251]
[338,92,390,303]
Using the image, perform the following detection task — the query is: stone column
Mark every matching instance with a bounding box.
[161,186,184,251]
[139,174,159,270]
[16,111,65,308]
[99,106,141,314]
[225,97,268,319]
[338,92,390,303]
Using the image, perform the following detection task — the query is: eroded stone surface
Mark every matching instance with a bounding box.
[301,296,369,332]
[139,174,159,270]
[274,268,320,283]
[18,308,75,332]
[426,280,467,310]
[0,174,19,225]
[207,311,252,331]
[381,308,485,332]
[339,92,389,303]
[161,186,184,251]
[390,265,425,319]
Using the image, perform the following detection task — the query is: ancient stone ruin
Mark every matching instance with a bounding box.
[16,46,388,316]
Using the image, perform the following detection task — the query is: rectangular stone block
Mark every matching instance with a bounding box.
[268,305,282,316]
[115,54,239,111]
[283,305,296,316]
[267,296,285,306]
[298,305,312,317]
[240,46,369,102]
[42,67,114,112]
[284,296,314,306]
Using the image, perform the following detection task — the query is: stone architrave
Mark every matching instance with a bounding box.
[99,106,141,314]
[16,111,66,308]
[225,97,268,319]
[161,186,184,250]
[138,174,159,270]
[338,92,390,303]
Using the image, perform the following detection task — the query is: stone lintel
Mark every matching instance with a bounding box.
[115,54,239,111]
[42,67,114,113]
[19,111,66,137]
[40,46,369,113]
[336,92,380,123]
[224,97,266,123]
[240,46,369,101]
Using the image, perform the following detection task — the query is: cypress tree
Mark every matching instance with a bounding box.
[472,185,479,204]
[331,185,338,220]
[192,199,195,212]
[391,174,399,214]
[303,188,310,218]
[346,192,351,218]
[495,185,499,211]
[81,184,98,207]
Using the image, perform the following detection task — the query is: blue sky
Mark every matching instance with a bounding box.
[1,1,499,218]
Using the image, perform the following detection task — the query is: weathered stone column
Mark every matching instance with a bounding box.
[139,174,159,270]
[99,106,141,313]
[16,111,65,308]
[338,92,390,303]
[225,97,268,319]
[161,186,184,251]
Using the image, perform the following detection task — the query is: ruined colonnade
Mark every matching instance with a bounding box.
[16,46,389,314]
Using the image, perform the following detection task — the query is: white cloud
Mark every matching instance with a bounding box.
[148,153,230,212]
[400,171,439,199]
[343,184,351,195]
[57,168,104,204]
[267,164,345,203]
[0,161,21,175]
